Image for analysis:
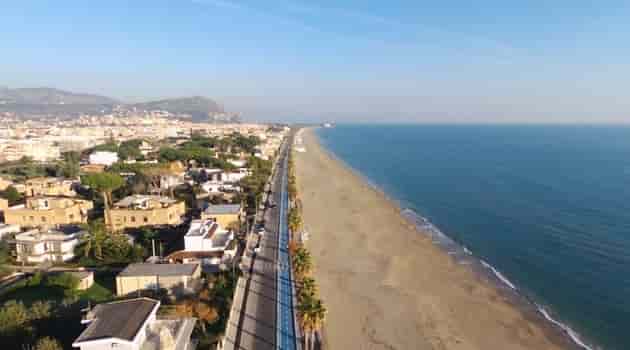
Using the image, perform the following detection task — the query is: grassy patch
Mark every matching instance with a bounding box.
[79,282,112,302]
[0,284,66,306]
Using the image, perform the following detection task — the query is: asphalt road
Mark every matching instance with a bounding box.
[233,140,297,350]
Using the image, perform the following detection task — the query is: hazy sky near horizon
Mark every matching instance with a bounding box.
[2,0,630,123]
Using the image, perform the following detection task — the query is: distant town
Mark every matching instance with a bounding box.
[0,110,296,349]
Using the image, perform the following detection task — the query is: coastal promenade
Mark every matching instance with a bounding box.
[221,140,299,350]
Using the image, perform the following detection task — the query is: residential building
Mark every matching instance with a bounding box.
[89,151,119,166]
[221,168,250,183]
[72,298,197,350]
[24,177,78,197]
[0,223,20,239]
[139,140,154,156]
[108,195,186,231]
[13,226,85,263]
[0,139,61,162]
[0,198,8,215]
[160,174,186,193]
[4,196,93,228]
[0,177,13,191]
[228,159,246,168]
[72,270,95,290]
[80,164,106,173]
[201,204,242,228]
[179,220,237,267]
[115,263,201,296]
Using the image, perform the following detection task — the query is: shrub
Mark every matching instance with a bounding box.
[34,336,63,350]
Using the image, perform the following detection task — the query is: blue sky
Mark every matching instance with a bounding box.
[2,0,630,123]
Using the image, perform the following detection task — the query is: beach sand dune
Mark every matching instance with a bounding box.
[294,129,573,350]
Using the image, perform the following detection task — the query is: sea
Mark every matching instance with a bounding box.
[316,124,630,350]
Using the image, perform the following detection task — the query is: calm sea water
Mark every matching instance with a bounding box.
[316,124,630,350]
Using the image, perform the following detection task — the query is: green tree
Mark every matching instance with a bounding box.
[34,336,63,350]
[46,272,80,291]
[118,139,143,160]
[0,185,22,205]
[288,206,303,237]
[158,147,184,163]
[293,247,313,279]
[78,220,107,260]
[0,240,11,277]
[298,276,317,302]
[92,141,118,153]
[81,172,125,232]
[0,300,30,335]
[59,151,81,178]
[298,296,327,350]
[29,301,52,320]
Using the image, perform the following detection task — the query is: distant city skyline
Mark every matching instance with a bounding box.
[3,0,630,123]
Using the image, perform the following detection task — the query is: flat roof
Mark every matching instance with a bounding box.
[186,220,218,238]
[74,298,159,343]
[118,263,199,277]
[203,204,241,215]
[114,195,179,208]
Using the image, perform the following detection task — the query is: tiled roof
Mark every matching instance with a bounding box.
[74,298,159,343]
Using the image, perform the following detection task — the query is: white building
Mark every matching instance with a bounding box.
[139,140,154,156]
[89,151,119,166]
[72,298,196,350]
[13,227,85,264]
[228,159,247,168]
[222,168,250,183]
[0,223,20,240]
[182,220,237,266]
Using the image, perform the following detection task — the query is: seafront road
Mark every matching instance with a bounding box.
[221,139,299,350]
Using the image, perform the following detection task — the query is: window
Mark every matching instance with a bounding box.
[41,216,46,222]
[130,216,136,223]
[143,217,148,223]
[69,214,74,220]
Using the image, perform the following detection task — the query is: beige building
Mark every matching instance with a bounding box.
[4,196,93,228]
[201,204,242,228]
[115,263,201,296]
[0,177,13,191]
[24,177,78,197]
[107,195,186,231]
[0,198,8,215]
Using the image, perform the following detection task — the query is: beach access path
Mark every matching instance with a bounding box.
[294,128,574,350]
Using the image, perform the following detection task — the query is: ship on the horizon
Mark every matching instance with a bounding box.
[322,122,334,128]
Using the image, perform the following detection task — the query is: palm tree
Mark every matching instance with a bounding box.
[309,298,327,350]
[292,247,312,279]
[298,295,327,350]
[298,295,316,350]
[81,172,125,232]
[79,220,107,260]
[298,276,317,302]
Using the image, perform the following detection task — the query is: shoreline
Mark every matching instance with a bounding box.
[311,128,594,350]
[295,127,584,350]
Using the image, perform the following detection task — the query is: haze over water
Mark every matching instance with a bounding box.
[317,124,630,350]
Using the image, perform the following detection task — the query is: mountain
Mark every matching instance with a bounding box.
[0,87,231,122]
[0,87,118,105]
[131,96,224,120]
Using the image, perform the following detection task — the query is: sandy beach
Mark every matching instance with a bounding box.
[294,128,574,350]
